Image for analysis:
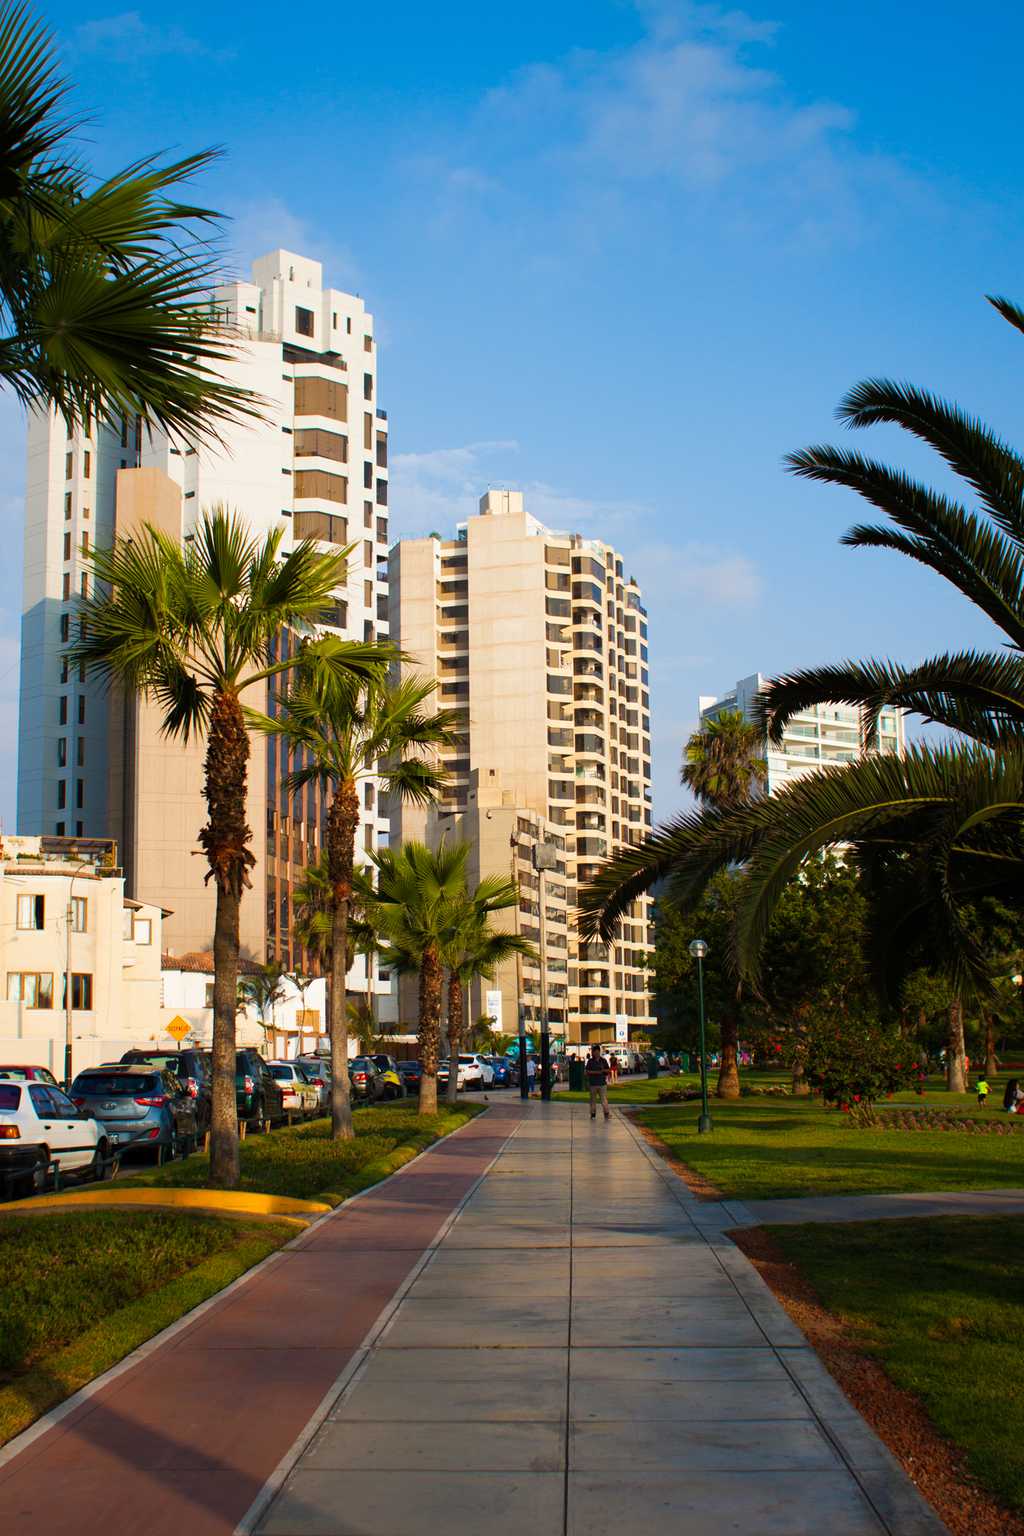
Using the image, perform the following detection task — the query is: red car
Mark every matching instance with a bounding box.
[0,1064,61,1087]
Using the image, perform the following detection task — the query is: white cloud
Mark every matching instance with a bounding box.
[631,539,760,607]
[73,12,220,60]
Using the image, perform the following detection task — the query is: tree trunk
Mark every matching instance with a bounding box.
[983,1011,998,1078]
[417,945,442,1115]
[445,970,463,1105]
[716,1007,741,1098]
[200,689,255,1190]
[791,1054,810,1096]
[327,778,360,1140]
[946,997,967,1093]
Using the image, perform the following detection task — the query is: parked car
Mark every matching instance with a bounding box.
[397,1059,422,1092]
[267,1061,321,1118]
[120,1049,213,1136]
[484,1056,512,1089]
[0,1078,113,1198]
[295,1061,330,1112]
[0,1064,61,1088]
[70,1065,197,1161]
[438,1054,494,1092]
[350,1056,386,1103]
[235,1050,285,1131]
[370,1054,407,1099]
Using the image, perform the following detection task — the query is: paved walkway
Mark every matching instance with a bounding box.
[255,1104,946,1536]
[733,1186,1024,1227]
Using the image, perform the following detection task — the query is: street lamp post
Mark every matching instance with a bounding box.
[689,938,713,1134]
[534,841,559,1102]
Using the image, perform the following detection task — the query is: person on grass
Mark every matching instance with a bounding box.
[1003,1079,1022,1114]
[585,1045,612,1121]
[976,1077,990,1108]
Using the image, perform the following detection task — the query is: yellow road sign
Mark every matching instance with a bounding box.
[166,1015,191,1042]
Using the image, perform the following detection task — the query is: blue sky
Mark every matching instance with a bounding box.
[2,0,1023,827]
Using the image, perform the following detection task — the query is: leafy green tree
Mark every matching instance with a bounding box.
[253,674,456,1140]
[237,961,288,1048]
[0,2,256,439]
[681,709,766,808]
[441,887,536,1104]
[73,510,384,1187]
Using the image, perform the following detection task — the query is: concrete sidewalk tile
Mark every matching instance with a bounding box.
[331,1373,566,1422]
[259,1469,565,1536]
[304,1419,565,1471]
[381,1295,568,1348]
[570,1376,812,1422]
[358,1345,568,1382]
[569,1346,786,1381]
[570,1418,842,1472]
[857,1469,952,1534]
[572,1312,766,1347]
[443,1225,571,1249]
[567,1470,887,1536]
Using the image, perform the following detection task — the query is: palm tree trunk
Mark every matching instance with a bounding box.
[200,689,255,1190]
[716,1007,741,1098]
[983,1011,998,1078]
[445,970,463,1105]
[418,945,442,1115]
[327,779,359,1140]
[947,997,967,1093]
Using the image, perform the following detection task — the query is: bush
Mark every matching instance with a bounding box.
[806,1018,926,1111]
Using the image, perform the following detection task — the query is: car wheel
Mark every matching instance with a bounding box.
[32,1146,50,1195]
[92,1140,118,1181]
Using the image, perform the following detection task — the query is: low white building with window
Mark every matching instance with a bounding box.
[0,835,165,1078]
[159,952,327,1058]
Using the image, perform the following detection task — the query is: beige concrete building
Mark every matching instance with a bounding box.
[18,250,391,999]
[389,491,655,1047]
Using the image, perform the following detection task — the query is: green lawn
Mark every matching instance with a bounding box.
[0,1210,292,1444]
[121,1102,482,1204]
[635,1095,1024,1199]
[769,1217,1024,1514]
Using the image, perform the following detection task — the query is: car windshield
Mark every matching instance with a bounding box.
[458,1055,477,1064]
[73,1073,158,1096]
[125,1054,177,1070]
[0,1084,21,1110]
[0,1067,31,1080]
[268,1066,292,1081]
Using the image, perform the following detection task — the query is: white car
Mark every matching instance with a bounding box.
[438,1054,495,1092]
[267,1062,321,1118]
[0,1078,111,1198]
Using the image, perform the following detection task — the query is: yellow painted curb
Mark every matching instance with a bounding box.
[1,1186,330,1225]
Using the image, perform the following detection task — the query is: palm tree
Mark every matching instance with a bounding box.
[72,509,387,1185]
[0,2,255,440]
[238,961,288,1053]
[681,710,766,808]
[442,882,537,1104]
[252,675,456,1138]
[680,714,766,1097]
[371,840,470,1114]
[580,297,1024,1095]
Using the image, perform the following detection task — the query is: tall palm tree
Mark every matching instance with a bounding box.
[681,710,767,808]
[252,675,456,1138]
[580,296,1024,1095]
[442,883,537,1104]
[72,509,387,1184]
[680,714,766,1097]
[0,2,255,440]
[371,840,470,1114]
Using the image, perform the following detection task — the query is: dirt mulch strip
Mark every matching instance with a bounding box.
[731,1225,1024,1536]
[629,1115,725,1201]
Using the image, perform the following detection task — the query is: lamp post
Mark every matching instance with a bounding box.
[534,841,559,1102]
[688,938,713,1134]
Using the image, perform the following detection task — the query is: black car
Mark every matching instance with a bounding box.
[235,1049,286,1131]
[120,1049,213,1136]
[397,1060,422,1092]
[70,1065,198,1161]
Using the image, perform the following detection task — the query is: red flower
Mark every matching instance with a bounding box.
[853,1094,861,1102]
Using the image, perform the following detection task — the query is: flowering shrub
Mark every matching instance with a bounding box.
[806,1019,926,1110]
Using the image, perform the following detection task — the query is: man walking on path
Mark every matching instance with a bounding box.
[586,1044,612,1120]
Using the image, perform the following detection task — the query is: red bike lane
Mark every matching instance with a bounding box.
[0,1107,520,1536]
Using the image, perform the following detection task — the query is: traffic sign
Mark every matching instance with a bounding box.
[166,1015,191,1042]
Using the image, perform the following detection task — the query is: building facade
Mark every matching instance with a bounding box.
[17,250,391,995]
[389,491,656,1046]
[697,673,906,794]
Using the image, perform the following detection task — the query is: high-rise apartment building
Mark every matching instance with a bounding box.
[698,673,906,794]
[389,491,655,1046]
[18,250,390,989]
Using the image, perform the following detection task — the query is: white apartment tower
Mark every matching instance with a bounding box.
[18,250,390,984]
[698,673,906,794]
[389,491,656,1047]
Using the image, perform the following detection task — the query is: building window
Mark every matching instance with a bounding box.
[7,972,53,1008]
[363,461,373,489]
[64,493,72,520]
[57,738,66,767]
[77,738,84,767]
[62,573,70,600]
[364,500,372,528]
[16,894,45,930]
[376,478,388,506]
[63,532,71,561]
[77,696,85,724]
[363,372,372,401]
[65,451,73,480]
[83,451,91,479]
[55,821,64,836]
[58,696,67,724]
[133,917,152,945]
[82,503,89,520]
[60,613,69,643]
[365,782,375,811]
[295,306,315,337]
[75,820,84,837]
[363,823,374,851]
[80,573,88,597]
[363,540,373,568]
[57,780,66,809]
[60,657,69,684]
[364,580,373,607]
[76,778,84,808]
[205,983,215,1008]
[64,973,93,1010]
[71,896,87,932]
[82,532,89,554]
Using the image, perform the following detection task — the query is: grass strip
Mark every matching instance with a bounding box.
[0,1211,292,1446]
[766,1216,1024,1520]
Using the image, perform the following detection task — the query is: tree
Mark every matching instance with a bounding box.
[0,2,256,441]
[238,962,287,1051]
[73,509,386,1186]
[580,297,1024,1014]
[441,882,537,1104]
[371,840,470,1114]
[681,709,766,809]
[252,674,456,1139]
